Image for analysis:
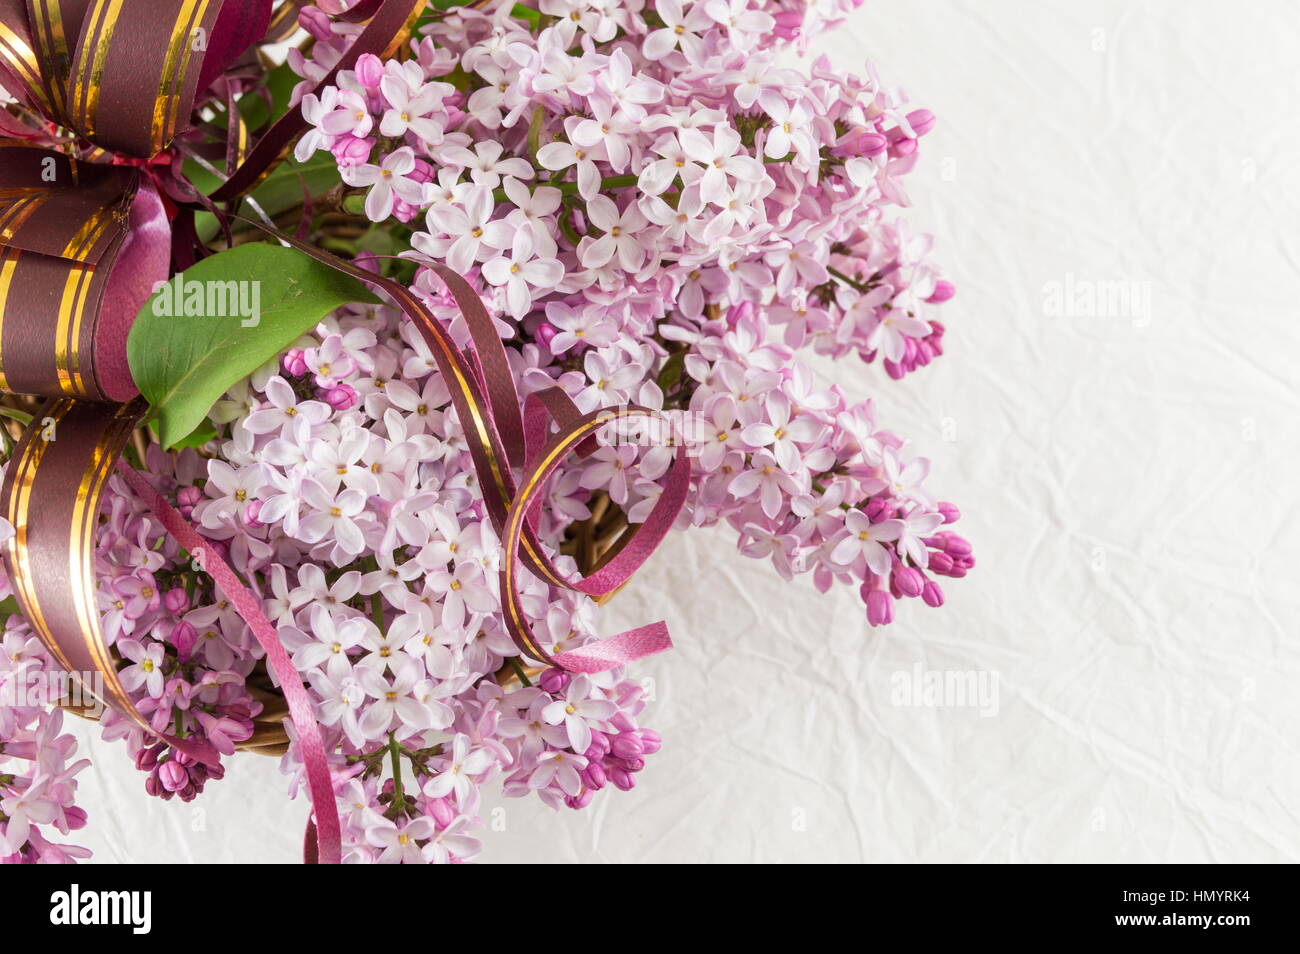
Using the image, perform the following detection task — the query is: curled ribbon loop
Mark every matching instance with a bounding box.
[233,220,691,672]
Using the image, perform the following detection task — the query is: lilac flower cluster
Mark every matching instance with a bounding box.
[0,0,974,863]
[0,626,91,863]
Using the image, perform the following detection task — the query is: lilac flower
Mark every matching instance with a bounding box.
[480,224,564,318]
[117,640,166,698]
[831,510,905,577]
[422,733,495,803]
[542,675,618,753]
[341,147,427,221]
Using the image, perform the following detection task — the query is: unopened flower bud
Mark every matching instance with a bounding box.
[169,620,198,662]
[584,732,611,761]
[241,498,265,529]
[610,733,645,759]
[772,9,803,40]
[426,796,456,829]
[926,280,956,304]
[176,485,202,518]
[324,383,358,411]
[928,551,954,574]
[538,669,569,694]
[865,589,894,626]
[921,581,945,607]
[355,53,383,89]
[892,565,924,598]
[163,587,189,614]
[889,137,918,159]
[906,109,936,137]
[158,760,189,792]
[607,767,636,791]
[282,349,308,377]
[565,789,595,809]
[332,135,374,168]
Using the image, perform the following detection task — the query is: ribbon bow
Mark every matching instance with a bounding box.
[0,0,690,864]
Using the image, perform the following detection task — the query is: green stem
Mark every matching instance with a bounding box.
[0,407,33,426]
[508,657,533,687]
[362,556,386,631]
[827,265,871,294]
[388,733,406,812]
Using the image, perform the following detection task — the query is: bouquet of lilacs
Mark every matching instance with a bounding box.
[0,0,972,864]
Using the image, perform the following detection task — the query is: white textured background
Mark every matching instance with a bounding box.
[70,0,1300,863]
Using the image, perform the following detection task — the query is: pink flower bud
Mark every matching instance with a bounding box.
[921,581,944,607]
[355,53,383,89]
[324,383,358,411]
[241,498,265,529]
[942,533,973,557]
[926,280,956,304]
[906,109,936,137]
[928,551,954,574]
[832,130,887,159]
[163,587,189,614]
[565,789,595,809]
[607,767,636,791]
[176,485,202,518]
[772,9,803,40]
[65,806,88,831]
[538,669,569,694]
[534,321,558,349]
[582,762,607,790]
[158,760,189,792]
[636,729,661,755]
[726,300,755,327]
[583,732,611,761]
[937,501,960,524]
[297,6,333,41]
[282,348,308,377]
[889,137,918,159]
[332,135,374,168]
[169,621,198,662]
[610,712,636,733]
[892,565,924,598]
[865,589,894,626]
[135,743,163,771]
[408,158,435,184]
[426,796,456,829]
[610,733,645,759]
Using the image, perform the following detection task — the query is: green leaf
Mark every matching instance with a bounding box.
[656,351,685,394]
[0,594,21,627]
[149,418,217,449]
[128,243,380,447]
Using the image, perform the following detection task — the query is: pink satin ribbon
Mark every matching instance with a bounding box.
[115,463,343,865]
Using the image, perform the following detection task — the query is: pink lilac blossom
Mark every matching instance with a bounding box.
[0,0,972,864]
